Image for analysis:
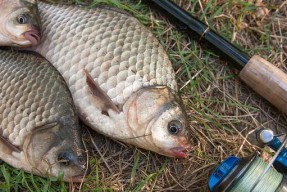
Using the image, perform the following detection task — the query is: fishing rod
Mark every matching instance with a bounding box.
[208,129,287,192]
[146,0,287,114]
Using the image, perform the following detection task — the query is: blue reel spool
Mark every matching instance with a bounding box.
[208,129,287,192]
[208,153,258,191]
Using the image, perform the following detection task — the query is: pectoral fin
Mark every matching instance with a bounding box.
[33,122,58,132]
[0,123,59,159]
[0,135,21,154]
[23,122,62,164]
[83,69,120,115]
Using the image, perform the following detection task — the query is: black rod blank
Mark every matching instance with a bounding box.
[148,0,250,69]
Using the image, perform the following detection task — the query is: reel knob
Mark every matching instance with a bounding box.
[258,129,274,144]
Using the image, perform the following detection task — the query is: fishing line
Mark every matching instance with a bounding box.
[231,157,283,192]
[122,134,152,140]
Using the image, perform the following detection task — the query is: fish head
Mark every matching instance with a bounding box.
[23,122,87,182]
[124,86,194,158]
[0,0,41,47]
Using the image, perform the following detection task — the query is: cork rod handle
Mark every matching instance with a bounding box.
[239,55,287,114]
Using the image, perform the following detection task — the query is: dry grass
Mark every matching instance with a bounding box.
[1,0,287,191]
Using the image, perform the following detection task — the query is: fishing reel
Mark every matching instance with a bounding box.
[208,129,287,192]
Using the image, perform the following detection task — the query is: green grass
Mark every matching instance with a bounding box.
[1,0,287,191]
[0,163,68,192]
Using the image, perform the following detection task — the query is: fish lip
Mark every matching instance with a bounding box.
[22,29,41,46]
[70,174,86,183]
[170,145,193,158]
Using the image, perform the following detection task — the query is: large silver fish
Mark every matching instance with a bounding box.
[29,2,193,158]
[0,49,87,182]
[0,0,41,46]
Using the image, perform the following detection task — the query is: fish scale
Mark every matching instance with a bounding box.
[0,50,75,146]
[35,2,177,105]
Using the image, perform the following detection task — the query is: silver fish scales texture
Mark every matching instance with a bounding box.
[0,0,193,162]
[28,1,194,158]
[0,49,87,182]
[0,0,88,182]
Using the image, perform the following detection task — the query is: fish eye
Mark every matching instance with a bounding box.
[57,152,72,166]
[168,120,182,135]
[17,14,28,24]
[77,155,86,165]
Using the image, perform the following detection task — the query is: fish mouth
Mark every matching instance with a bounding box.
[170,146,193,158]
[23,30,41,46]
[70,174,85,183]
